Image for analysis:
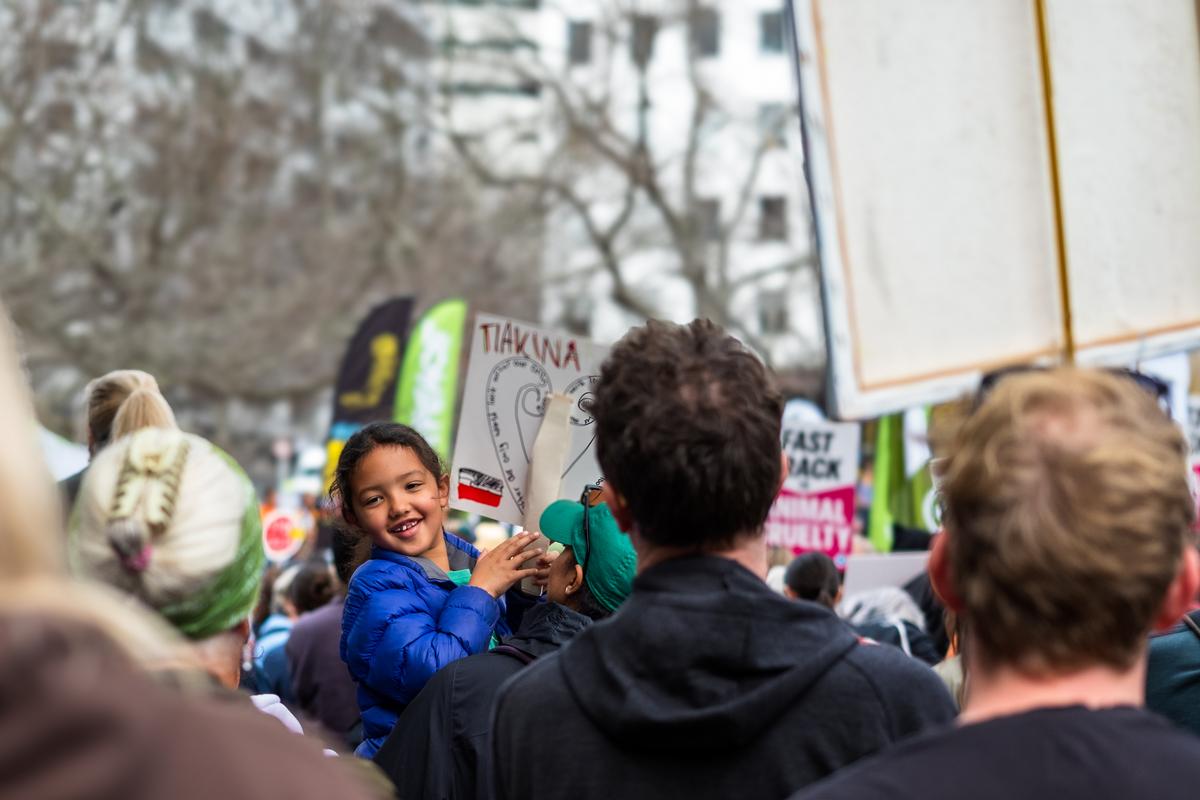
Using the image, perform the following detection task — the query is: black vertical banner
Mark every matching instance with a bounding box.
[324,296,415,488]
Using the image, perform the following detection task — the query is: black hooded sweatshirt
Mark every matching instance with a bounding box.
[491,556,956,800]
[374,602,593,800]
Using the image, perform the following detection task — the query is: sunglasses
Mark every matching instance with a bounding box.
[578,482,604,576]
[977,365,1172,417]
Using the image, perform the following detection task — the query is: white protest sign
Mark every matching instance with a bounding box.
[450,314,607,526]
[1136,352,1190,423]
[262,510,306,564]
[764,409,861,569]
[842,552,930,598]
[790,1,1200,419]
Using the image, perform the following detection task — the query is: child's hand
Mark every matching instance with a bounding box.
[468,532,546,598]
[526,549,559,592]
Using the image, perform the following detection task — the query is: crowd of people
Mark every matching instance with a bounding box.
[4,304,1200,798]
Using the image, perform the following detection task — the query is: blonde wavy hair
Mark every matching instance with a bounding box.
[942,367,1195,673]
[84,369,175,451]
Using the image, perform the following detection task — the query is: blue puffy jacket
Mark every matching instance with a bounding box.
[341,532,525,758]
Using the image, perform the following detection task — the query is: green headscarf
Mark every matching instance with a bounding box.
[159,447,263,640]
[70,429,264,641]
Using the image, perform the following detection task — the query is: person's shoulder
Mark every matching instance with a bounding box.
[343,560,429,637]
[796,706,1200,800]
[348,557,425,604]
[828,641,957,726]
[1114,706,1200,753]
[444,530,479,558]
[494,650,567,711]
[291,601,339,635]
[788,723,952,800]
[352,553,418,583]
[163,690,375,796]
[491,653,575,763]
[842,635,917,665]
[841,637,949,691]
[1149,620,1200,659]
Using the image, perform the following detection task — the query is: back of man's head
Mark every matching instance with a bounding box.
[784,552,840,607]
[941,367,1195,674]
[592,319,784,549]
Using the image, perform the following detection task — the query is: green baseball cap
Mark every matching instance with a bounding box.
[540,499,637,613]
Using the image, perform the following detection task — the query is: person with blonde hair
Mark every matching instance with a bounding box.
[71,426,266,689]
[0,308,376,798]
[792,368,1200,800]
[60,368,176,508]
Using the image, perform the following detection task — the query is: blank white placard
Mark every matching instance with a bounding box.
[809,0,1063,394]
[1047,0,1200,357]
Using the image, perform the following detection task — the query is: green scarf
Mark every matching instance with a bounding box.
[157,447,264,640]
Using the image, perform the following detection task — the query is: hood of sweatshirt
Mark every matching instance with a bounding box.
[501,601,592,660]
[556,555,859,753]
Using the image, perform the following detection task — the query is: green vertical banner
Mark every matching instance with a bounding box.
[394,299,468,461]
[868,408,935,553]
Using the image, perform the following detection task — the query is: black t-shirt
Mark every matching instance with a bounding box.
[790,706,1200,800]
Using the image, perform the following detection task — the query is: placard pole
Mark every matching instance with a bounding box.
[1034,0,1076,363]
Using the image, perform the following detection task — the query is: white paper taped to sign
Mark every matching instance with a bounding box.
[450,314,608,525]
[524,393,575,530]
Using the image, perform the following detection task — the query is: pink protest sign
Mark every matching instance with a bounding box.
[765,415,861,569]
[765,485,856,567]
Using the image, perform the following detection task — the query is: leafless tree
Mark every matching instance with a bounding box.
[0,0,542,468]
[436,0,820,370]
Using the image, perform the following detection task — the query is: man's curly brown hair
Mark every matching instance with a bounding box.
[591,319,784,549]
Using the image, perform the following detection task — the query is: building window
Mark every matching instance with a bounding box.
[758,103,788,147]
[760,10,785,54]
[759,196,788,241]
[695,198,721,241]
[631,14,659,68]
[758,291,789,335]
[568,20,592,65]
[691,7,720,58]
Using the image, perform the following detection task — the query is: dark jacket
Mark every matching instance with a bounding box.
[1147,609,1200,736]
[341,532,530,758]
[374,602,591,800]
[853,620,942,666]
[286,596,362,748]
[0,611,378,800]
[492,556,957,800]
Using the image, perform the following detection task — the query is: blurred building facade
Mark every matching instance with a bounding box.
[535,1,823,373]
[422,1,823,376]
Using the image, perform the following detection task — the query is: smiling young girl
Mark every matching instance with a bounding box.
[333,422,544,758]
